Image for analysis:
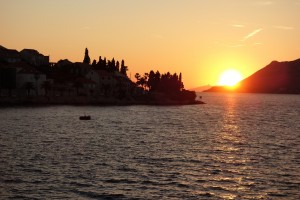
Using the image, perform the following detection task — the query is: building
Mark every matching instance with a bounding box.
[0,62,46,96]
[0,45,21,63]
[87,70,116,96]
[15,62,47,96]
[20,49,49,67]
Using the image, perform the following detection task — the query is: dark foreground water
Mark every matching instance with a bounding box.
[0,93,299,199]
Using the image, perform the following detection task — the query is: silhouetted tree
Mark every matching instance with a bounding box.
[107,58,117,72]
[92,59,97,67]
[120,66,128,76]
[121,60,125,68]
[143,73,149,90]
[135,73,148,90]
[138,70,185,94]
[98,56,102,64]
[179,72,184,90]
[83,48,91,64]
[147,70,161,91]
[135,73,141,83]
[103,57,107,69]
[120,60,128,76]
[116,61,120,72]
[111,58,116,71]
[107,60,112,71]
[96,56,107,70]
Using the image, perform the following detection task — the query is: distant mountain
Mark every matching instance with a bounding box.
[205,59,300,94]
[189,85,211,92]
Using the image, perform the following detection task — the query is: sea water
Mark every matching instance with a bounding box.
[0,93,299,199]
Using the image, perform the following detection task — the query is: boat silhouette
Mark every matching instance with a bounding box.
[79,115,91,120]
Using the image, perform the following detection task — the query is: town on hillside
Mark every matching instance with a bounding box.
[0,46,200,105]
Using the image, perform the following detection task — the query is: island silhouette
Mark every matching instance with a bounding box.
[0,45,202,106]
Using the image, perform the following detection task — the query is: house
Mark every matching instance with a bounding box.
[0,62,46,96]
[15,62,47,96]
[92,70,117,96]
[0,45,22,63]
[85,69,136,97]
[50,62,99,96]
[20,49,49,67]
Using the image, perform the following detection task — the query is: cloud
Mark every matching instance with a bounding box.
[274,26,295,30]
[242,28,263,41]
[232,24,245,28]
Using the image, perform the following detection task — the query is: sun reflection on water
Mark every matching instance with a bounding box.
[209,94,256,199]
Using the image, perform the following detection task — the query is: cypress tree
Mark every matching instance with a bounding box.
[116,61,120,71]
[92,59,96,67]
[179,72,184,90]
[83,48,91,64]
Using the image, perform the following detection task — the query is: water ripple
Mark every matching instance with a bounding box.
[0,94,300,199]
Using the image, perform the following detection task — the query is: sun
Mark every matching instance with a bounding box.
[218,69,243,87]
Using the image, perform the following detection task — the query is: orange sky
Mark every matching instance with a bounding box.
[1,0,300,88]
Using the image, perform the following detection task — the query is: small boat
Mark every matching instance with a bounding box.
[79,115,91,120]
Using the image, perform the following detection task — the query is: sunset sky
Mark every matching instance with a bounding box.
[1,0,300,88]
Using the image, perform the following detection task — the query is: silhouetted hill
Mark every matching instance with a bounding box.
[189,85,211,92]
[205,59,300,94]
[203,86,230,93]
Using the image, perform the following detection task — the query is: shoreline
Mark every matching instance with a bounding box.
[0,96,205,107]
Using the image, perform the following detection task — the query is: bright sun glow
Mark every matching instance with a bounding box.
[218,69,243,87]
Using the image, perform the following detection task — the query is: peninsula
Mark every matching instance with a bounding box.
[0,45,203,106]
